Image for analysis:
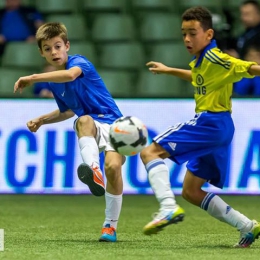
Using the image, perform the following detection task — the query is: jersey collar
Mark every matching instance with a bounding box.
[195,39,218,68]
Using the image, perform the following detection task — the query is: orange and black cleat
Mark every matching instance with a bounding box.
[77,163,105,196]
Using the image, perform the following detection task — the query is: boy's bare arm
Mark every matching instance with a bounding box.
[39,109,75,124]
[14,67,82,93]
[27,109,75,132]
[248,64,260,76]
[146,61,192,82]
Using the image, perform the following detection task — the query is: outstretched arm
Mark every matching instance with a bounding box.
[27,109,75,132]
[248,64,260,76]
[14,67,82,93]
[147,61,192,82]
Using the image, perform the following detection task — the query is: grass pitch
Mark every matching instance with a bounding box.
[0,195,259,260]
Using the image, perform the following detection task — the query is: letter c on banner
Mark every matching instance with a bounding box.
[6,130,37,190]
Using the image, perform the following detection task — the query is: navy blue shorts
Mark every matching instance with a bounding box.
[153,111,235,188]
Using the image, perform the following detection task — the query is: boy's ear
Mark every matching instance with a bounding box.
[38,48,45,57]
[65,41,70,52]
[207,29,214,40]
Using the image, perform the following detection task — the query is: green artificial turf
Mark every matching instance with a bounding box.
[0,195,259,260]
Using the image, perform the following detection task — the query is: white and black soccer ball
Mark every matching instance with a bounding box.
[109,116,148,156]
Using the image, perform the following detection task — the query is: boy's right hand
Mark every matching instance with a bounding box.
[27,118,43,132]
[146,61,169,74]
[14,75,34,93]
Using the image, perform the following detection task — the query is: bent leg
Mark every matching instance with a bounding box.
[76,116,105,196]
[141,142,176,209]
[182,169,258,247]
[141,143,184,235]
[104,151,124,195]
[182,169,207,206]
[100,151,123,237]
[76,115,99,165]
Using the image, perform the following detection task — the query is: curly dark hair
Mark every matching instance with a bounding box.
[182,6,213,31]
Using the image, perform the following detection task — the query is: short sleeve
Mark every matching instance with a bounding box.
[208,50,257,83]
[233,60,257,79]
[66,55,100,81]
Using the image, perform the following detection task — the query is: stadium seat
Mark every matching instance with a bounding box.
[99,42,145,70]
[68,42,98,65]
[0,68,34,98]
[6,0,34,6]
[180,0,223,13]
[36,0,78,14]
[92,14,136,42]
[131,0,176,12]
[46,15,88,41]
[140,14,182,42]
[83,0,127,13]
[2,42,45,70]
[98,70,134,97]
[0,0,35,8]
[149,43,193,68]
[23,0,34,5]
[227,0,245,9]
[136,71,193,98]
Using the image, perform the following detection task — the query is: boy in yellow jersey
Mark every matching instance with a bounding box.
[141,6,260,248]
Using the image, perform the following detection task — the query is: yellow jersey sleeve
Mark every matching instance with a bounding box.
[189,47,257,113]
[204,48,256,83]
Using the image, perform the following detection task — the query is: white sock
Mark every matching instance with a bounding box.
[201,193,252,231]
[146,159,177,211]
[103,192,122,229]
[78,136,100,167]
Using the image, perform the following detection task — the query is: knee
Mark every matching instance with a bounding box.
[140,146,153,164]
[182,187,199,203]
[141,143,168,164]
[182,188,191,202]
[105,161,121,181]
[76,115,93,129]
[182,187,202,206]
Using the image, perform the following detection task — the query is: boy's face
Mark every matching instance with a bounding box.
[181,20,213,57]
[40,36,70,69]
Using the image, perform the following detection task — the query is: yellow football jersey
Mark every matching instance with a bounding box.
[189,41,256,113]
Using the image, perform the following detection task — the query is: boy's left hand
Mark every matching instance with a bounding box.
[14,76,34,93]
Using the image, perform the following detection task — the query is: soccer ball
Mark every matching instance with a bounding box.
[109,116,148,156]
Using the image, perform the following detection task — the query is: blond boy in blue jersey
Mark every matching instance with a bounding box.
[141,6,260,248]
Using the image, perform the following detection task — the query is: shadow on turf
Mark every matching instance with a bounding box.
[46,239,156,244]
[194,245,240,249]
[40,239,260,249]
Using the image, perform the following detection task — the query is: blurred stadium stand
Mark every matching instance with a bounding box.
[0,68,34,97]
[68,41,98,65]
[98,69,135,97]
[46,14,89,41]
[0,0,259,98]
[36,0,79,14]
[2,42,45,70]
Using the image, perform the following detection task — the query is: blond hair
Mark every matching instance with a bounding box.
[36,22,68,49]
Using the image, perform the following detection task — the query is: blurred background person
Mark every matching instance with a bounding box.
[33,64,55,98]
[226,0,260,59]
[234,42,260,96]
[0,0,44,56]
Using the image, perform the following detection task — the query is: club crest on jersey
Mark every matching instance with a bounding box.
[196,74,204,85]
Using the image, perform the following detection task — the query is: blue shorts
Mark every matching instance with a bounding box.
[153,111,235,188]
